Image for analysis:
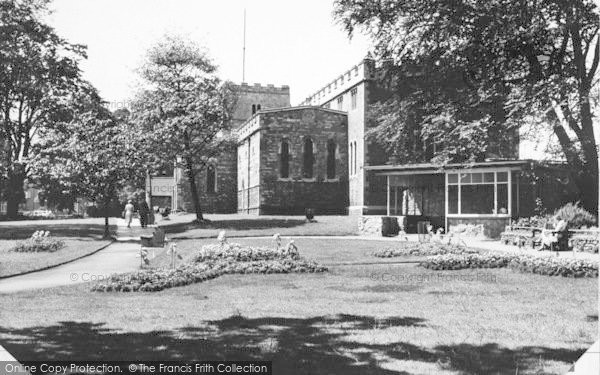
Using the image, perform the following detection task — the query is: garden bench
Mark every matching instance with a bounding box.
[500,225,543,248]
[139,228,169,266]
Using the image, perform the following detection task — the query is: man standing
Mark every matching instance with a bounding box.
[138,198,150,228]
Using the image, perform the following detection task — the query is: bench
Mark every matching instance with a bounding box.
[139,228,169,267]
[500,225,543,248]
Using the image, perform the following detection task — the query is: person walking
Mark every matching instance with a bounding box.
[139,198,150,228]
[123,200,134,228]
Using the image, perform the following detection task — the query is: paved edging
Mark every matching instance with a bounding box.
[0,240,114,280]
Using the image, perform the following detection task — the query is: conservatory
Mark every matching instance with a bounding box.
[366,160,534,238]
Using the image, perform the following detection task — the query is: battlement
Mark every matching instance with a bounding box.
[233,82,290,93]
[300,57,376,106]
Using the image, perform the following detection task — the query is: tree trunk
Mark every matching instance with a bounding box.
[103,202,111,239]
[185,157,203,222]
[5,168,25,219]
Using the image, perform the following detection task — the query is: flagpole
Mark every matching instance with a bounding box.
[242,8,246,83]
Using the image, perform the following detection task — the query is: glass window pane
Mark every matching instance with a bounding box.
[484,172,494,183]
[448,185,458,214]
[460,173,471,183]
[497,171,508,182]
[497,184,508,214]
[448,173,458,184]
[461,185,494,214]
[471,173,483,183]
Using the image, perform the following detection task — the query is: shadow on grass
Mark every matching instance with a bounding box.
[163,218,308,235]
[0,314,583,374]
[0,224,116,239]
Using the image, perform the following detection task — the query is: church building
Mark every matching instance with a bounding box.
[147,57,576,237]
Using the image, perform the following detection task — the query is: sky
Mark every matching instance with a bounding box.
[46,0,371,108]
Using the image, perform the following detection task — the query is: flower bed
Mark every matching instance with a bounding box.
[93,236,326,292]
[10,231,65,253]
[420,253,517,270]
[193,242,300,263]
[91,259,327,292]
[373,242,478,258]
[420,253,598,278]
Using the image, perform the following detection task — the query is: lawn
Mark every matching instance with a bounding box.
[161,214,359,239]
[0,239,596,374]
[0,238,112,277]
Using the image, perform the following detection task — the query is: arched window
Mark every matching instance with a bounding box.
[206,165,217,193]
[327,140,336,179]
[302,137,314,179]
[280,140,290,178]
[251,104,256,115]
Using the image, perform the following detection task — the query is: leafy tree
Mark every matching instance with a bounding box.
[334,0,600,214]
[31,85,134,237]
[131,36,236,223]
[0,0,87,218]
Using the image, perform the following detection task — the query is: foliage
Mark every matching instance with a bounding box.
[30,85,135,237]
[10,231,64,253]
[514,202,597,228]
[91,259,327,293]
[373,242,477,258]
[0,0,87,218]
[553,202,597,229]
[334,0,600,213]
[514,215,551,228]
[193,242,301,263]
[420,252,598,277]
[131,35,237,222]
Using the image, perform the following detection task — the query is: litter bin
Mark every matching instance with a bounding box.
[417,221,431,242]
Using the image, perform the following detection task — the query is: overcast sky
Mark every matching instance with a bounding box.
[46,0,371,107]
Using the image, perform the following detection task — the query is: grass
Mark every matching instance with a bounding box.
[161,214,358,239]
[0,238,112,277]
[150,238,422,269]
[0,238,596,374]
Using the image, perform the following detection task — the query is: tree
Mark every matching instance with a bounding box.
[0,0,86,218]
[131,36,236,223]
[334,0,600,214]
[31,85,134,238]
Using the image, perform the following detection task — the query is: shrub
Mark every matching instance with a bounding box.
[91,259,327,292]
[553,202,597,229]
[419,252,598,278]
[373,242,478,258]
[193,242,300,263]
[10,231,65,253]
[514,215,550,228]
[420,253,517,270]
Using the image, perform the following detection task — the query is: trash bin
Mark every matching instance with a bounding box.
[382,216,400,237]
[417,221,431,242]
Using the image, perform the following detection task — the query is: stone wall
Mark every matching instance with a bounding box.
[231,84,290,127]
[358,215,407,236]
[256,107,349,214]
[177,148,237,214]
[448,217,510,239]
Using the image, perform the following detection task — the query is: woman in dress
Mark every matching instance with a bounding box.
[124,199,135,228]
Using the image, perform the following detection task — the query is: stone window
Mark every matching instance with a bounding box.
[326,140,336,179]
[280,140,290,178]
[302,137,314,179]
[336,95,343,110]
[350,88,357,110]
[206,165,217,193]
[252,104,256,114]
